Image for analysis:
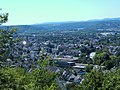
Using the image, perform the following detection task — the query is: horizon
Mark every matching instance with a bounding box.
[1,0,120,25]
[1,16,120,26]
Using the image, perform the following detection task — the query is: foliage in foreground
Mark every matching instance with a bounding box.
[70,68,120,90]
[0,67,60,90]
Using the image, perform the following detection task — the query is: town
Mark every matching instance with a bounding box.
[1,0,120,89]
[3,28,119,89]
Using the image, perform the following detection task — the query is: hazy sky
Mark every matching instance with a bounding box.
[1,0,120,25]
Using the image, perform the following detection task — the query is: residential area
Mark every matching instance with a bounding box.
[2,29,119,88]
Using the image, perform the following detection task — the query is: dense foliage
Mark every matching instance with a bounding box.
[0,67,60,90]
[69,68,120,90]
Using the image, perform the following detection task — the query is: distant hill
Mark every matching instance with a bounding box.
[1,17,120,33]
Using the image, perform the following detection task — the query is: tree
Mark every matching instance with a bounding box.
[103,55,120,70]
[29,68,60,90]
[85,64,93,72]
[70,68,120,90]
[0,61,60,90]
[0,11,17,66]
[94,52,110,65]
[0,67,27,90]
[79,69,104,90]
[102,69,120,90]
[0,10,8,25]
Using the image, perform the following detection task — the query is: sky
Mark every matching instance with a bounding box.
[1,0,120,25]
